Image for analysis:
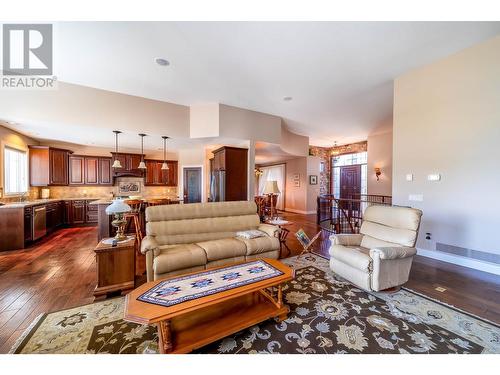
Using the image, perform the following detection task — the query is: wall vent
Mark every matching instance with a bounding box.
[436,243,500,265]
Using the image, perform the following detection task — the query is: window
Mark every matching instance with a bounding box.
[4,146,28,195]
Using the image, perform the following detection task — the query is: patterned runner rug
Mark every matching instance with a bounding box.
[10,254,500,354]
[138,260,283,307]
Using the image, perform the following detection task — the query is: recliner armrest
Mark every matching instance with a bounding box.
[141,235,159,255]
[258,224,280,237]
[330,234,363,246]
[369,246,417,260]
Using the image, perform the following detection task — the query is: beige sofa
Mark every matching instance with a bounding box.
[329,205,422,292]
[140,201,280,281]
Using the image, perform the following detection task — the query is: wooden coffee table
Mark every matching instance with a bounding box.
[124,258,294,354]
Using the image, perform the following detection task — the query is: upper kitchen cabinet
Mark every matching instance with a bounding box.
[29,146,71,186]
[69,155,109,185]
[111,152,145,178]
[144,159,178,186]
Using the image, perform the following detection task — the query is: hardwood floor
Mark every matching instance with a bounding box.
[0,214,498,353]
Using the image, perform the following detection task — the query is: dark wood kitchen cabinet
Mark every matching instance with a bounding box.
[98,157,113,185]
[211,146,248,201]
[29,146,71,186]
[144,159,178,186]
[111,152,145,178]
[64,199,98,226]
[69,156,110,185]
[24,207,33,243]
[69,155,85,185]
[46,201,64,232]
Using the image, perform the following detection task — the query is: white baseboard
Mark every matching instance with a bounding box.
[284,209,316,215]
[417,248,500,276]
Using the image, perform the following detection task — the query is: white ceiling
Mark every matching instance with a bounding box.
[50,22,500,146]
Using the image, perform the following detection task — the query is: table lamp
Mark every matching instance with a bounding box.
[105,198,132,241]
[263,180,280,220]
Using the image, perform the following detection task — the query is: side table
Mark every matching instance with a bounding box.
[266,219,293,258]
[94,236,136,298]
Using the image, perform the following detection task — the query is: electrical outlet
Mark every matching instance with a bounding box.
[427,174,441,181]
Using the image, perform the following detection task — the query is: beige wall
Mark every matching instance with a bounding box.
[190,103,220,138]
[367,131,393,196]
[284,157,308,213]
[219,104,282,144]
[393,35,500,257]
[306,156,321,213]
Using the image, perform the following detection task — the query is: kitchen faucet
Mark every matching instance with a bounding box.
[19,192,28,202]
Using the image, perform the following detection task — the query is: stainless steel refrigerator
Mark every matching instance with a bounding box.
[210,170,226,202]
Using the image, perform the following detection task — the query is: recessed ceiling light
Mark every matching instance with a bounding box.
[155,58,170,66]
[283,96,293,101]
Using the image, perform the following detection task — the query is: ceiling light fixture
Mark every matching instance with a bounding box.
[111,130,123,169]
[161,136,170,170]
[331,141,340,156]
[138,133,147,169]
[155,58,170,66]
[283,96,293,101]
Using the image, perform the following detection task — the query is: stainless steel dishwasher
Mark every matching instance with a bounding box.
[33,205,47,240]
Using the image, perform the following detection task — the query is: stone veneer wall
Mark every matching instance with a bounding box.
[309,141,368,196]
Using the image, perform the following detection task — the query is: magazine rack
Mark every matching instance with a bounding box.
[295,229,322,260]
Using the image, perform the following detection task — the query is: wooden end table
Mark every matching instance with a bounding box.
[94,236,136,298]
[124,258,294,354]
[266,219,293,258]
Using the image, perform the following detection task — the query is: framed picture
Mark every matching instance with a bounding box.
[118,181,141,194]
[294,180,300,187]
[292,173,300,181]
[309,175,318,185]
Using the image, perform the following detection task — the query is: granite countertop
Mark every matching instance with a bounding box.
[0,197,103,209]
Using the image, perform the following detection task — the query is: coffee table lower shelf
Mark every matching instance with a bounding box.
[154,291,289,354]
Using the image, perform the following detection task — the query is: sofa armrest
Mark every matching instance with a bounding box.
[330,234,363,246]
[140,235,159,255]
[258,224,280,237]
[370,246,417,260]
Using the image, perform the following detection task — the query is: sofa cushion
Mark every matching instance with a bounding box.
[237,236,280,255]
[153,244,207,275]
[329,244,372,271]
[363,205,422,231]
[360,234,403,249]
[196,238,247,261]
[360,221,416,248]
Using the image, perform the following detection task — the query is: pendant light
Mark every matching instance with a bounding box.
[161,136,170,170]
[111,130,123,168]
[138,133,147,169]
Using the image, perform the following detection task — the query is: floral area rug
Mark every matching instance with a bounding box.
[10,254,500,354]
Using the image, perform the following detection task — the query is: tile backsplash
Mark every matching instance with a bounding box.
[1,178,178,202]
[48,177,179,199]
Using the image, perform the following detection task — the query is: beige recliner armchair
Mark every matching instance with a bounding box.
[329,205,422,292]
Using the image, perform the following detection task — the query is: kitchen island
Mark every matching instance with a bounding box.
[90,197,181,242]
[0,198,101,252]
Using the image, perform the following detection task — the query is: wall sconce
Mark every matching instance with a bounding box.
[254,168,263,177]
[374,167,382,181]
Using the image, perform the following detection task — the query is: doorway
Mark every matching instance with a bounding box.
[183,167,202,203]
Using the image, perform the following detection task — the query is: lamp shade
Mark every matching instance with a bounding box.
[161,162,169,170]
[263,180,280,195]
[112,159,122,169]
[105,198,132,215]
[138,161,147,169]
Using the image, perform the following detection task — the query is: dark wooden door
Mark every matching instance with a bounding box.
[340,165,361,211]
[183,167,202,203]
